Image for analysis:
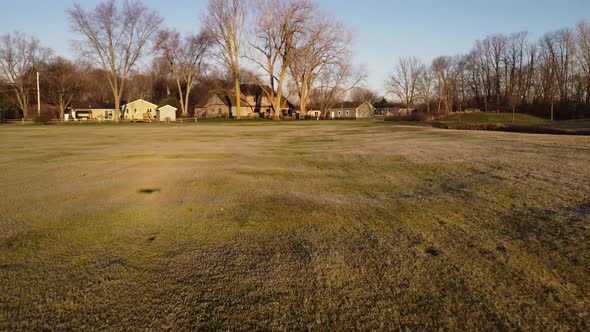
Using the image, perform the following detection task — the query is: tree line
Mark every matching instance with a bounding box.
[387,23,590,120]
[1,0,589,121]
[0,0,361,121]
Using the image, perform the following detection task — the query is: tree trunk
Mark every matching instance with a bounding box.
[550,101,554,121]
[184,84,191,119]
[176,79,187,118]
[59,103,65,121]
[114,95,121,122]
[300,98,307,118]
[234,77,241,119]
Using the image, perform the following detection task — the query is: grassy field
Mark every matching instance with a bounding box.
[1,121,589,330]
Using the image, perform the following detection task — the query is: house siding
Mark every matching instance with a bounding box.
[331,109,356,119]
[122,100,158,121]
[198,95,230,119]
[157,106,177,122]
[356,103,374,119]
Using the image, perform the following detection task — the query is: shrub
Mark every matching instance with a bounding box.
[33,112,52,125]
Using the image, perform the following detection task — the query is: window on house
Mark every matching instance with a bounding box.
[346,111,350,116]
[338,111,342,116]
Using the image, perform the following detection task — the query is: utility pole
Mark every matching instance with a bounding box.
[37,72,41,117]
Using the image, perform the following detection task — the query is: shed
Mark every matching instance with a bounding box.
[157,105,177,122]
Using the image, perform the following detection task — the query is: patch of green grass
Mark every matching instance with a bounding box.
[437,112,548,126]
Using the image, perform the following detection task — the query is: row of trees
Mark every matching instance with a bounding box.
[0,0,363,121]
[387,22,590,120]
[3,1,589,121]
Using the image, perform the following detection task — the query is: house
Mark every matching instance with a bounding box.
[373,98,405,116]
[66,108,116,121]
[329,101,374,119]
[157,105,177,122]
[305,109,323,119]
[122,99,158,121]
[195,85,293,119]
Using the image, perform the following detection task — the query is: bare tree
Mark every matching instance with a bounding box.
[387,57,423,110]
[473,40,493,112]
[44,57,82,119]
[204,0,249,119]
[68,0,162,121]
[350,87,378,104]
[539,32,561,121]
[155,29,211,118]
[289,14,352,116]
[0,32,51,118]
[314,62,365,116]
[577,21,590,104]
[505,32,529,120]
[126,69,154,101]
[248,0,313,119]
[554,29,576,102]
[432,56,461,113]
[417,67,435,113]
[483,35,507,113]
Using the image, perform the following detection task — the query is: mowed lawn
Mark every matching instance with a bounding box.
[0,122,589,330]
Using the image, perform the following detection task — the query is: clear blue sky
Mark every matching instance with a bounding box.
[1,0,589,93]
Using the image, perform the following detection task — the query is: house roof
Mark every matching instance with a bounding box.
[122,99,158,108]
[158,105,178,111]
[331,101,373,110]
[207,85,294,110]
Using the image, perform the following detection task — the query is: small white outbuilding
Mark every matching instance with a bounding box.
[157,105,177,122]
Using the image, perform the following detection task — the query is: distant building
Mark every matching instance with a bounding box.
[195,85,293,119]
[305,109,322,118]
[328,101,374,119]
[122,99,158,121]
[372,98,406,116]
[66,108,115,121]
[157,105,177,122]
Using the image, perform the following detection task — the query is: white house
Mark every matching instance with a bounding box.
[157,105,177,122]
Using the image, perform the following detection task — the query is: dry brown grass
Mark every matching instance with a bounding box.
[0,122,589,330]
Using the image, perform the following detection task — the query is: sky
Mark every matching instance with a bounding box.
[1,0,589,93]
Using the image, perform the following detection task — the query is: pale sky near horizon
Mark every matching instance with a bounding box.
[1,0,589,93]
